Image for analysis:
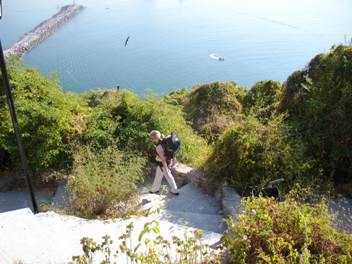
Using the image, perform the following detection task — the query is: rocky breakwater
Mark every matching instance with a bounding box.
[4,4,84,58]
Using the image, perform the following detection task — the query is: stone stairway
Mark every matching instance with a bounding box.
[0,183,225,264]
[0,208,59,263]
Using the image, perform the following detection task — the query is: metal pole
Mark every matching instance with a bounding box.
[0,40,39,213]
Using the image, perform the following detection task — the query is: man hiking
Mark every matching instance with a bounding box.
[149,130,179,195]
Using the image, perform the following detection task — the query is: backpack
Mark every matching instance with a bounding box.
[160,131,181,162]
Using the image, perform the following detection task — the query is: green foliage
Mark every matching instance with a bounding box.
[164,87,191,106]
[2,46,352,205]
[71,216,221,264]
[66,145,146,218]
[109,90,156,156]
[0,57,83,173]
[82,89,209,167]
[245,80,283,122]
[0,58,209,193]
[204,114,313,194]
[184,81,247,142]
[223,197,352,264]
[82,89,125,148]
[279,45,352,187]
[147,100,210,166]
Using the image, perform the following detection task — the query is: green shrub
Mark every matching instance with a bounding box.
[0,57,84,173]
[110,90,156,156]
[81,89,122,148]
[147,100,210,166]
[66,145,146,218]
[279,45,352,189]
[204,114,312,194]
[82,89,209,167]
[223,197,352,264]
[184,81,247,142]
[164,87,191,106]
[82,89,154,158]
[114,91,210,166]
[245,80,283,122]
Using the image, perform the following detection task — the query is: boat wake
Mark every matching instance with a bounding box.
[209,53,224,61]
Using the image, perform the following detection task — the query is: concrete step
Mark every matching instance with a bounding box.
[140,183,222,215]
[0,206,223,264]
[158,209,225,234]
[0,208,58,264]
[0,191,51,213]
[34,210,222,263]
[0,179,224,263]
[34,211,131,263]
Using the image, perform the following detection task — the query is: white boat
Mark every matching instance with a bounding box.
[209,53,224,61]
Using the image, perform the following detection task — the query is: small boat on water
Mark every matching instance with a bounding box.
[209,53,224,61]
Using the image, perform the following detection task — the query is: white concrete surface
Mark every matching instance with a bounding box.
[0,183,224,264]
[0,208,58,263]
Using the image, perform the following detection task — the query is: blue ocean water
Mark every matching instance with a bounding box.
[0,0,351,94]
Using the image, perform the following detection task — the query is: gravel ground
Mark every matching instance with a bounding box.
[329,197,352,233]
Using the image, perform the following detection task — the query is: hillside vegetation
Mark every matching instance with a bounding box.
[1,46,352,199]
[1,45,352,198]
[279,45,352,192]
[1,46,352,263]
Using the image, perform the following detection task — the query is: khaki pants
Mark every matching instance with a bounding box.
[151,166,178,193]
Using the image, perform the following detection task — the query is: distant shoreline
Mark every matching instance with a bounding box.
[4,4,84,58]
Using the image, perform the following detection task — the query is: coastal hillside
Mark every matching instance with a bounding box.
[1,45,352,263]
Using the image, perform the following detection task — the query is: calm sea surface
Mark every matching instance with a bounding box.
[0,0,351,94]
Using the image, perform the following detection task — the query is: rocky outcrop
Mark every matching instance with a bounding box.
[170,163,192,187]
[4,5,84,58]
[172,163,211,192]
[221,185,241,218]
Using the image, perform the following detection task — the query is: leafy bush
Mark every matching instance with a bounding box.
[81,89,122,148]
[278,45,352,189]
[0,57,84,173]
[82,89,209,167]
[109,90,157,156]
[223,197,352,264]
[245,80,283,122]
[66,145,146,218]
[0,57,209,181]
[204,114,313,194]
[147,100,210,166]
[164,87,191,106]
[183,81,247,142]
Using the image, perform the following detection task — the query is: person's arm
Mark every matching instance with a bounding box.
[156,145,173,176]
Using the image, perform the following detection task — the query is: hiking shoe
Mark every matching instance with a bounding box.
[170,191,179,196]
[149,190,160,194]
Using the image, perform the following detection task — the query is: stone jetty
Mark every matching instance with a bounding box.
[4,4,84,58]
